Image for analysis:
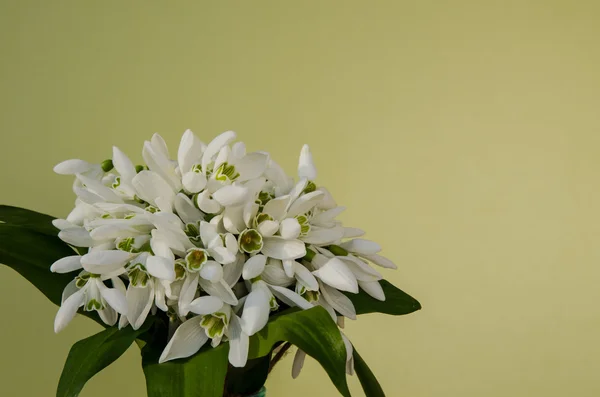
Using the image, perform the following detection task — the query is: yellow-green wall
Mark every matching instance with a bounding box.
[2,1,600,396]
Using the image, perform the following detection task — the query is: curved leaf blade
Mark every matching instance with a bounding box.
[57,321,153,397]
[347,280,421,316]
[248,306,351,397]
[353,346,385,397]
[0,205,59,236]
[142,341,229,397]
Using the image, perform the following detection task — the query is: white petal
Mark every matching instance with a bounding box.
[178,274,200,316]
[358,280,386,301]
[241,285,271,336]
[196,190,222,214]
[265,160,293,194]
[315,187,337,210]
[262,195,290,221]
[311,207,345,225]
[236,152,269,182]
[126,285,154,330]
[282,259,295,277]
[90,225,145,241]
[188,296,224,315]
[200,221,219,247]
[257,220,279,237]
[52,219,76,231]
[341,333,354,374]
[178,129,205,174]
[293,262,319,291]
[342,227,366,238]
[214,145,231,170]
[210,245,237,265]
[61,279,79,304]
[227,315,249,368]
[319,283,356,320]
[58,227,95,247]
[202,130,237,171]
[50,256,82,273]
[339,239,382,255]
[151,133,170,159]
[212,185,248,207]
[112,146,137,182]
[361,254,398,269]
[54,289,84,332]
[174,193,203,225]
[154,280,168,311]
[262,237,306,260]
[99,282,128,315]
[223,205,245,234]
[262,264,294,287]
[98,306,118,326]
[341,256,382,281]
[287,191,324,218]
[225,233,238,254]
[81,250,134,274]
[200,260,223,283]
[268,285,312,310]
[297,144,317,180]
[301,226,345,245]
[223,255,245,287]
[132,170,175,211]
[231,141,246,160]
[159,317,208,363]
[279,218,301,240]
[182,171,207,194]
[292,349,306,379]
[143,139,181,191]
[150,235,175,261]
[286,179,308,210]
[242,255,267,280]
[199,278,238,306]
[243,202,259,228]
[54,159,93,175]
[312,258,358,293]
[77,174,123,203]
[317,299,338,323]
[146,256,176,281]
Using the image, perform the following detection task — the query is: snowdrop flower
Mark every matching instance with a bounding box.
[51,129,398,370]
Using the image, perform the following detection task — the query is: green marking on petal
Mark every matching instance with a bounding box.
[124,213,136,220]
[269,295,279,311]
[184,222,202,244]
[135,164,145,173]
[75,272,91,288]
[257,191,274,208]
[185,248,208,272]
[128,264,150,287]
[295,214,311,236]
[117,237,136,253]
[238,229,263,254]
[254,213,273,227]
[200,311,229,339]
[111,176,121,189]
[214,162,239,182]
[101,159,114,172]
[174,259,187,280]
[101,213,112,219]
[145,205,159,213]
[192,163,203,173]
[85,298,104,311]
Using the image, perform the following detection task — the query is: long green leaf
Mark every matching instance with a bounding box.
[224,354,271,396]
[353,346,385,397]
[247,306,351,397]
[0,205,59,236]
[347,280,422,316]
[0,208,102,325]
[0,223,76,305]
[57,321,153,397]
[142,340,229,397]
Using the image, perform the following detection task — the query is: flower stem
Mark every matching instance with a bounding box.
[268,342,293,373]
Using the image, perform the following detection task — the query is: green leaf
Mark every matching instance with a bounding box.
[0,205,59,236]
[224,354,271,396]
[57,321,153,397]
[142,340,229,397]
[0,210,102,326]
[353,346,386,397]
[0,223,76,305]
[347,280,422,316]
[247,306,351,397]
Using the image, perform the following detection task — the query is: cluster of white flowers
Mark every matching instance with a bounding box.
[50,130,397,371]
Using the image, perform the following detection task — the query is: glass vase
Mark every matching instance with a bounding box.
[248,387,267,397]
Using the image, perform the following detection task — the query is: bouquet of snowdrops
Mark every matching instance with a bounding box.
[0,130,420,397]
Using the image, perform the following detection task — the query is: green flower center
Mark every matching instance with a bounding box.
[128,263,150,287]
[238,229,263,254]
[185,248,208,272]
[214,162,239,182]
[200,312,229,338]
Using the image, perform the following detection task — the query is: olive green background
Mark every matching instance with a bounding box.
[1,1,600,396]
